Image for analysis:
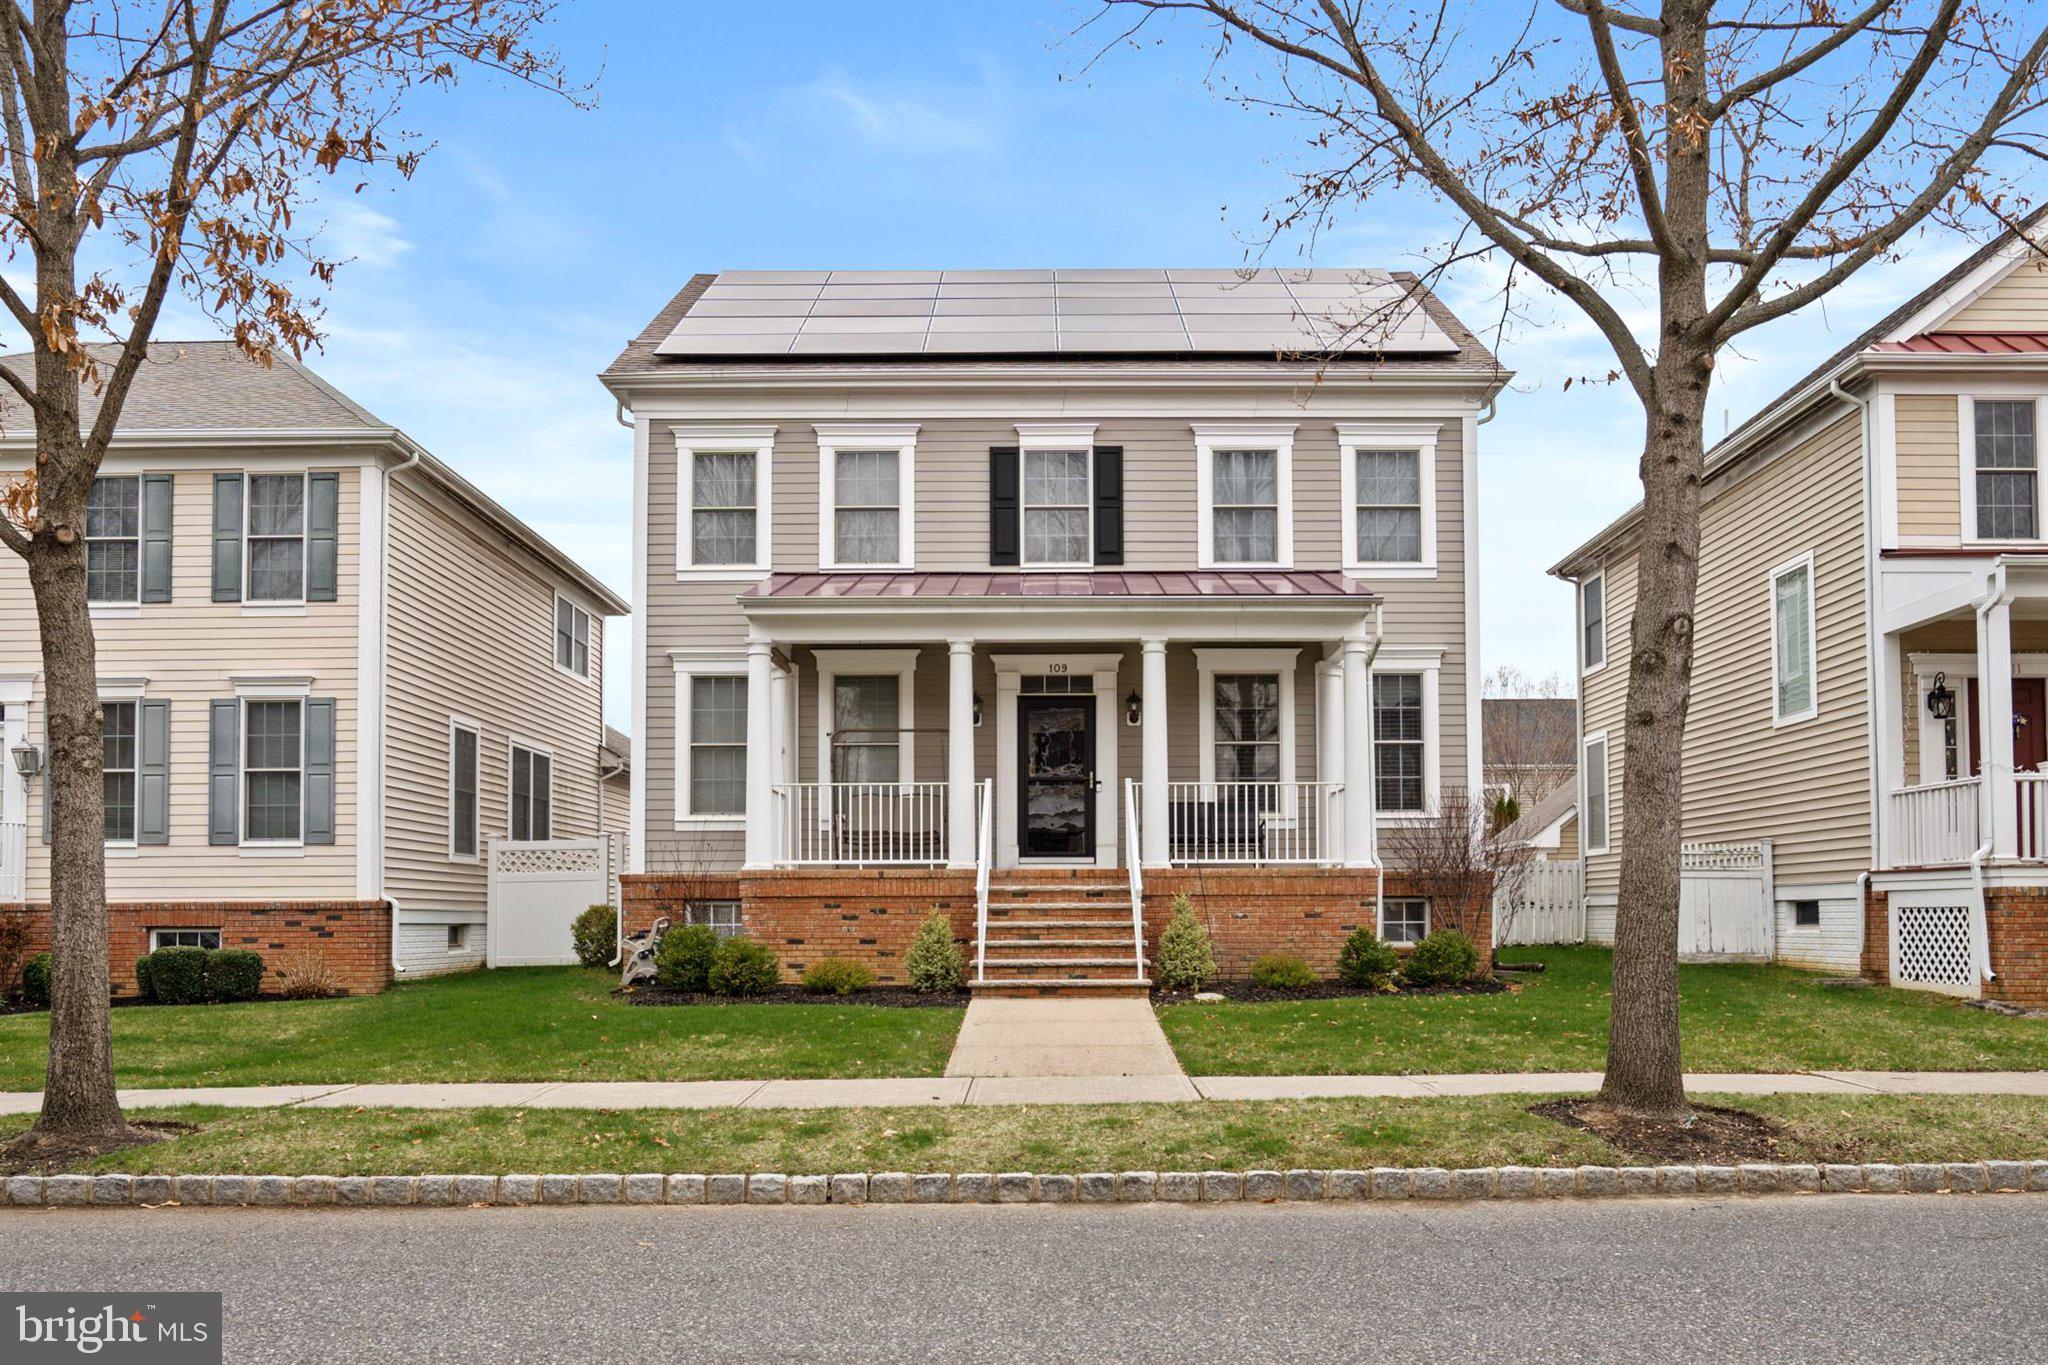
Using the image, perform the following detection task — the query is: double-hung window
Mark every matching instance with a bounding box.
[85,476,141,604]
[555,597,591,679]
[1021,448,1091,566]
[1973,399,2038,541]
[676,428,774,576]
[1213,674,1282,786]
[832,676,902,784]
[1196,425,1294,568]
[510,743,553,840]
[1583,732,1610,854]
[1373,673,1426,812]
[449,721,480,859]
[246,473,307,602]
[1771,553,1817,724]
[684,675,747,817]
[1580,571,1606,672]
[243,699,304,842]
[1339,423,1438,571]
[102,699,139,843]
[819,425,916,568]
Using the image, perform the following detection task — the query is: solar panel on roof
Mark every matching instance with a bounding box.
[653,268,1458,358]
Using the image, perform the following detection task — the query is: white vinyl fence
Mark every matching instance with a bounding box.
[1678,839,1774,960]
[1494,860,1583,945]
[486,837,620,967]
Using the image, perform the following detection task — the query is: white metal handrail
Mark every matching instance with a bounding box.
[775,781,949,866]
[1123,780,1144,976]
[973,778,993,983]
[1889,777,1982,868]
[0,817,24,903]
[1159,781,1342,865]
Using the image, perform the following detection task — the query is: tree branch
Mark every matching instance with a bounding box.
[1580,0,1673,258]
[1707,0,1897,116]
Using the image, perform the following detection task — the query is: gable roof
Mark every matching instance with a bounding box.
[1501,779,1576,848]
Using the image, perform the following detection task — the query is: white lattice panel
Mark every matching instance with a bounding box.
[1681,841,1766,872]
[1891,900,1978,996]
[494,844,602,875]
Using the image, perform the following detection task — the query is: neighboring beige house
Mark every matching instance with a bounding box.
[1553,223,2048,1006]
[604,269,1506,990]
[0,344,627,993]
[1500,780,1577,862]
[601,726,632,838]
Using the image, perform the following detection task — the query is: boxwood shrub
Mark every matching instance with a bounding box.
[571,904,617,969]
[1402,929,1481,987]
[146,945,209,1005]
[707,936,779,996]
[18,952,50,1009]
[801,957,875,995]
[134,953,156,1002]
[205,948,265,1002]
[1249,952,1317,992]
[1336,926,1399,990]
[654,924,720,992]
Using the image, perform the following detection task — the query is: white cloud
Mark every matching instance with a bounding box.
[729,60,1009,162]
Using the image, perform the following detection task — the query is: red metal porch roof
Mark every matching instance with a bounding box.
[745,570,1377,601]
[1871,332,2048,356]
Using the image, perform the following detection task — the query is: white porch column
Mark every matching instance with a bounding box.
[1873,629,1903,868]
[1317,656,1345,860]
[1140,637,1169,867]
[1979,594,2018,858]
[947,639,976,867]
[1341,639,1375,868]
[743,637,777,869]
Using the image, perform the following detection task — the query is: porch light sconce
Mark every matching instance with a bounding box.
[9,742,40,779]
[1926,672,1956,721]
[972,693,983,728]
[1125,690,1143,727]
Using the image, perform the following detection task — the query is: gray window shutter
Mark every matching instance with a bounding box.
[211,474,243,602]
[140,474,175,603]
[307,472,339,602]
[305,696,336,845]
[138,698,171,845]
[209,699,239,844]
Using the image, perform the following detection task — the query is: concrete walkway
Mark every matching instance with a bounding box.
[4,1069,2047,1115]
[943,996,1189,1087]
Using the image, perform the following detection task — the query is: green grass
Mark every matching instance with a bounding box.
[18,1093,2048,1176]
[1159,946,2048,1076]
[0,968,963,1088]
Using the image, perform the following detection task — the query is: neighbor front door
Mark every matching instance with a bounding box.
[1966,676,2048,774]
[1017,694,1095,858]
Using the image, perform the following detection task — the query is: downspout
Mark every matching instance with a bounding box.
[1831,377,1877,965]
[1969,565,2008,984]
[600,753,629,968]
[380,444,422,979]
[1362,603,1386,913]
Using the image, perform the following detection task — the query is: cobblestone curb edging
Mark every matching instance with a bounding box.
[8,1161,2048,1209]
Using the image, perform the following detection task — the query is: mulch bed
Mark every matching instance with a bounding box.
[0,1119,194,1176]
[1155,977,1511,1005]
[1531,1098,1792,1164]
[621,984,968,1009]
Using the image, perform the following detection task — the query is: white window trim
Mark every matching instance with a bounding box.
[448,716,482,862]
[1582,730,1611,855]
[239,693,307,849]
[553,594,593,682]
[1016,434,1096,570]
[1337,421,1439,576]
[1194,647,1299,791]
[674,424,775,581]
[148,927,223,952]
[1579,567,1608,675]
[243,470,311,606]
[1378,895,1430,944]
[85,474,143,607]
[1370,655,1441,819]
[99,690,142,849]
[816,423,918,570]
[673,659,749,824]
[1193,423,1296,570]
[1957,394,2046,548]
[814,647,918,786]
[1770,550,1819,727]
[507,737,555,840]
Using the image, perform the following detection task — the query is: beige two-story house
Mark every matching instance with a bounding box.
[604,270,1506,991]
[0,344,627,992]
[1554,223,2048,1007]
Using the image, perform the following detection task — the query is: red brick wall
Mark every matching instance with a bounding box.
[1862,885,2048,1007]
[0,901,392,997]
[1862,888,1890,983]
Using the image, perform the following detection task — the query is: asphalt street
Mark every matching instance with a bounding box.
[4,1195,2044,1362]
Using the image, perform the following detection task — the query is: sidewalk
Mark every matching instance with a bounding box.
[4,1070,2046,1115]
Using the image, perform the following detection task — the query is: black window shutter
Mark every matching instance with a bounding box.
[1092,446,1124,566]
[140,474,174,603]
[989,446,1020,566]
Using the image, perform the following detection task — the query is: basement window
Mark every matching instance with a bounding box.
[149,928,222,951]
[686,900,742,940]
[1791,899,1821,929]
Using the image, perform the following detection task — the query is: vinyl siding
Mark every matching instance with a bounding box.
[1943,258,2048,331]
[1578,411,1871,895]
[1,462,362,901]
[382,475,607,916]
[1577,555,1633,897]
[1895,394,1960,541]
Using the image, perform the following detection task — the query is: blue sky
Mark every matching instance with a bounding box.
[135,1,1979,728]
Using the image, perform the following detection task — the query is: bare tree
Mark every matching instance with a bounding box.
[1482,665,1577,818]
[1382,788,1533,963]
[1095,0,2048,1121]
[0,0,582,1157]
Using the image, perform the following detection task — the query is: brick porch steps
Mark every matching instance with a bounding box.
[969,979,1152,998]
[974,874,1149,996]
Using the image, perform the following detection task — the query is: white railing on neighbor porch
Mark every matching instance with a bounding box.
[1890,777,1982,867]
[2020,772,2048,861]
[0,817,24,902]
[973,778,993,983]
[1124,782,1145,977]
[774,781,949,866]
[1153,781,1343,865]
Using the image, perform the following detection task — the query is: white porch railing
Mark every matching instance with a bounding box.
[1123,782,1145,977]
[973,778,992,983]
[1150,780,1344,866]
[0,817,23,902]
[2020,772,2048,861]
[1889,778,1982,867]
[774,781,949,866]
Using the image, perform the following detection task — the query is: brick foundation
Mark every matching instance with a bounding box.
[1862,884,2048,1008]
[622,867,1482,984]
[0,901,393,998]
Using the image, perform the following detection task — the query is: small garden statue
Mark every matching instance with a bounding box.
[620,917,670,988]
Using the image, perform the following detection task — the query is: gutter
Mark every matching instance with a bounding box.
[1968,564,2010,985]
[378,444,421,980]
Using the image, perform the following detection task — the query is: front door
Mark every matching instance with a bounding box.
[1017,695,1094,858]
[1966,677,2048,774]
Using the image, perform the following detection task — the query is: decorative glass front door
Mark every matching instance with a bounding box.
[1018,695,1094,858]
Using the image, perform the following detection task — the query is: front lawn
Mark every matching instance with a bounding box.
[1159,946,2048,1076]
[19,1092,2048,1175]
[0,968,963,1089]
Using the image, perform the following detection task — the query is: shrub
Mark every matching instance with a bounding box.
[1403,929,1481,987]
[1249,952,1317,991]
[205,949,265,1002]
[146,945,209,1005]
[707,936,780,996]
[571,904,617,969]
[654,924,720,993]
[272,949,343,1000]
[18,952,50,1009]
[1336,926,1400,990]
[802,957,876,995]
[1151,894,1216,992]
[903,910,965,994]
[0,919,27,1001]
[134,954,156,1002]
